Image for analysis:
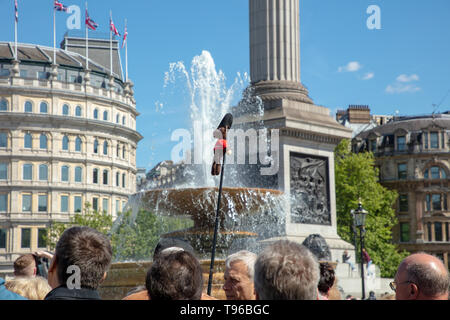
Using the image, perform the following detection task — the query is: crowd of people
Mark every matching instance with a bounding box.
[0,226,448,300]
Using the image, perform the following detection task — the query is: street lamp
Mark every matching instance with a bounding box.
[353,200,368,300]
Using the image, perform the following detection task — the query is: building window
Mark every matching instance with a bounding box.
[92,198,98,211]
[93,139,98,154]
[75,167,82,183]
[38,229,47,248]
[446,223,449,242]
[62,135,69,151]
[25,101,33,113]
[61,166,69,182]
[93,169,98,184]
[434,222,443,241]
[103,170,108,185]
[103,141,108,155]
[39,164,48,181]
[40,134,47,149]
[24,133,32,149]
[116,199,120,214]
[38,194,48,212]
[399,194,408,212]
[22,194,32,212]
[103,111,108,121]
[432,194,442,211]
[400,223,410,242]
[40,102,48,113]
[0,98,8,111]
[60,195,69,213]
[427,222,432,241]
[23,164,33,180]
[21,228,31,248]
[122,147,126,159]
[116,144,120,157]
[397,136,406,151]
[122,173,126,188]
[0,163,7,180]
[444,194,448,211]
[116,114,120,123]
[116,172,120,187]
[74,196,82,213]
[430,132,439,149]
[370,139,377,152]
[398,163,407,180]
[62,104,69,116]
[75,137,82,152]
[122,116,126,125]
[0,133,7,148]
[423,132,428,149]
[75,106,82,117]
[102,198,109,214]
[0,194,7,212]
[38,71,49,80]
[93,109,98,119]
[0,229,6,249]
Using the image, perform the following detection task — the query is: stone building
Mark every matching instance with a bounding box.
[352,113,450,270]
[0,41,142,275]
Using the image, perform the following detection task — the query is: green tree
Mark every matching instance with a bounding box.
[111,209,193,261]
[335,139,408,277]
[44,203,113,250]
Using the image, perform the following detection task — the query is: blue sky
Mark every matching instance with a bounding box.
[1,0,450,170]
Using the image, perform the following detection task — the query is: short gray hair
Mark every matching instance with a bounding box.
[225,250,257,280]
[254,240,320,300]
[404,255,449,297]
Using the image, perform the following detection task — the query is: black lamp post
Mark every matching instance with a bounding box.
[353,200,368,300]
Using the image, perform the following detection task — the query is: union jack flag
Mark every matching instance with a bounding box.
[121,25,128,49]
[85,9,98,30]
[14,0,18,22]
[110,18,120,37]
[54,0,68,12]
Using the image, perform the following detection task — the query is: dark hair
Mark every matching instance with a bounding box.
[318,262,335,295]
[55,226,112,289]
[153,238,194,259]
[146,250,203,300]
[14,254,36,277]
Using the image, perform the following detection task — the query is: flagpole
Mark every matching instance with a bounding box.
[53,3,56,64]
[125,19,128,82]
[85,2,89,70]
[110,10,113,76]
[14,1,18,60]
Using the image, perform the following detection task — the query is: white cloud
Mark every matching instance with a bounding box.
[338,61,362,72]
[386,84,421,94]
[362,72,374,80]
[396,74,419,82]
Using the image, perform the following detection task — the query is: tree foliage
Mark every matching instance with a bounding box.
[335,139,409,277]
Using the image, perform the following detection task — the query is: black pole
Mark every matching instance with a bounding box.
[207,151,226,295]
[360,227,366,300]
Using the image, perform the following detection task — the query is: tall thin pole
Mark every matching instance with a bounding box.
[53,4,56,64]
[207,151,226,296]
[109,10,113,76]
[125,19,128,82]
[360,228,366,300]
[14,0,18,60]
[85,2,89,70]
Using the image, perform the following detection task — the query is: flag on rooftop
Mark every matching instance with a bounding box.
[85,9,98,30]
[110,17,120,37]
[14,0,18,22]
[54,0,68,12]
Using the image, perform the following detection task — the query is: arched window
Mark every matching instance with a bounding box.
[122,173,126,188]
[116,172,120,187]
[75,106,82,117]
[93,139,99,154]
[62,135,69,151]
[122,146,126,159]
[61,166,69,182]
[39,134,48,149]
[103,170,109,185]
[103,111,108,121]
[93,109,98,119]
[93,168,98,184]
[103,141,108,155]
[40,102,48,113]
[75,166,82,183]
[24,101,33,113]
[424,166,447,180]
[75,137,82,152]
[116,114,120,124]
[62,104,69,116]
[24,133,32,149]
[116,144,120,157]
[122,116,126,125]
[0,99,8,111]
[39,164,48,181]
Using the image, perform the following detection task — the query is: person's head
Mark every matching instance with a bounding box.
[47,226,112,290]
[254,240,320,300]
[146,249,203,300]
[5,276,51,300]
[13,254,37,277]
[394,252,449,300]
[153,238,194,260]
[223,250,257,300]
[318,262,335,297]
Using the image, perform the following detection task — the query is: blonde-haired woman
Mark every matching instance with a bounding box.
[5,276,51,300]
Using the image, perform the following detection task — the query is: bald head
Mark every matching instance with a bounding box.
[395,253,449,300]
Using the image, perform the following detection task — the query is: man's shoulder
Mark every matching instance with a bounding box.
[45,286,101,300]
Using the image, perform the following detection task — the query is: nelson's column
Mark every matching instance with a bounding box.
[234,0,354,260]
